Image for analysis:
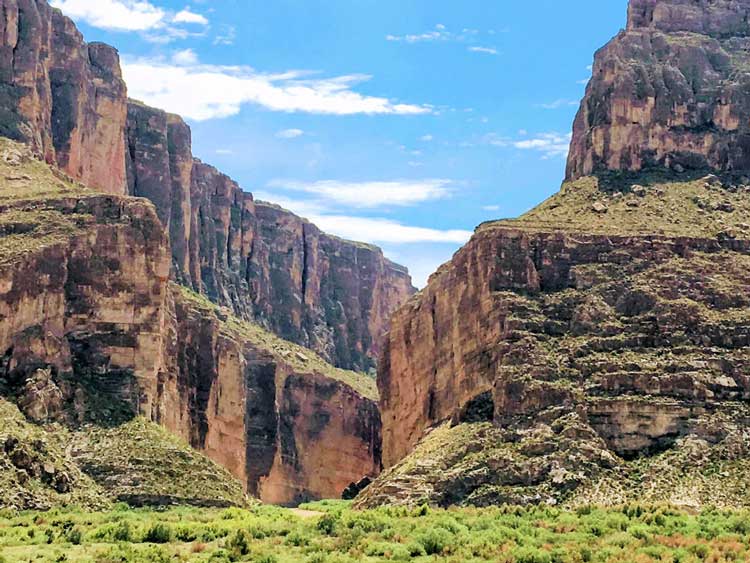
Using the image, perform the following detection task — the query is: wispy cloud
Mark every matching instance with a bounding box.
[483,204,500,211]
[468,46,498,55]
[388,24,497,55]
[173,8,208,25]
[486,131,572,159]
[51,0,208,35]
[265,179,453,209]
[172,48,198,65]
[254,192,472,246]
[537,99,578,110]
[214,25,237,46]
[122,55,433,120]
[276,129,305,139]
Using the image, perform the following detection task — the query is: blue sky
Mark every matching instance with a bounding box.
[52,0,628,286]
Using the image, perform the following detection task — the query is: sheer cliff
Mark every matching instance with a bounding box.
[0,140,382,507]
[0,0,415,373]
[360,0,750,510]
[568,0,750,180]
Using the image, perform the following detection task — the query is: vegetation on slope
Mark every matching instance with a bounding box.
[0,396,249,511]
[176,285,378,400]
[2,502,750,562]
[487,174,750,238]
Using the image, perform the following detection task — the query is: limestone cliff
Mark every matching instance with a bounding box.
[363,0,750,509]
[166,286,381,506]
[568,0,750,180]
[125,101,415,371]
[0,0,128,195]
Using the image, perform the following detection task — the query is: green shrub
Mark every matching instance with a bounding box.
[317,513,338,535]
[143,523,172,544]
[513,546,552,563]
[416,527,453,555]
[226,529,250,559]
[113,521,133,542]
[66,526,83,545]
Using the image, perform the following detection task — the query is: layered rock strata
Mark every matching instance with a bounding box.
[124,102,414,372]
[2,0,415,373]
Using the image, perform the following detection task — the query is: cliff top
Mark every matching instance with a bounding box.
[176,285,379,400]
[480,174,750,239]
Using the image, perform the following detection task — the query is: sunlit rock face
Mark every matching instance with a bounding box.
[0,0,128,195]
[568,0,750,180]
[124,102,416,372]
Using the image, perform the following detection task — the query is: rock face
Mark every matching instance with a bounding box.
[367,219,750,507]
[0,141,383,506]
[165,287,382,506]
[366,0,750,509]
[567,0,750,180]
[0,0,128,195]
[125,101,415,371]
[0,0,414,372]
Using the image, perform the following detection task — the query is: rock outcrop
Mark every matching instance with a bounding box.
[0,0,128,195]
[125,101,415,371]
[567,0,750,180]
[364,0,750,509]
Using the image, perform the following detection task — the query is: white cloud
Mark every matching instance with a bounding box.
[172,48,198,65]
[214,25,237,46]
[276,128,305,139]
[485,131,571,159]
[538,99,578,110]
[387,24,488,46]
[215,149,234,155]
[254,193,470,245]
[173,8,208,25]
[308,215,472,244]
[121,56,432,120]
[483,205,500,211]
[468,46,498,55]
[420,134,434,142]
[513,132,572,159]
[51,0,165,31]
[266,179,452,209]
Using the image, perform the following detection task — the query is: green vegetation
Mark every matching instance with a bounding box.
[0,138,106,265]
[487,175,750,239]
[175,285,378,400]
[2,501,750,562]
[0,397,248,512]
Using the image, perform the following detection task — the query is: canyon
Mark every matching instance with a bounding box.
[0,0,412,508]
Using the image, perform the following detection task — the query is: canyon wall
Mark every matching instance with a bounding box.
[567,0,750,180]
[0,0,414,373]
[365,0,750,509]
[125,101,415,372]
[0,144,382,505]
[164,288,381,505]
[0,0,128,195]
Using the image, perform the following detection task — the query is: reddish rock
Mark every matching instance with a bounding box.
[568,0,750,179]
[125,102,415,371]
[0,0,127,194]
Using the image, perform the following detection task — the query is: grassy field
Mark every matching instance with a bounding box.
[1,501,749,562]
